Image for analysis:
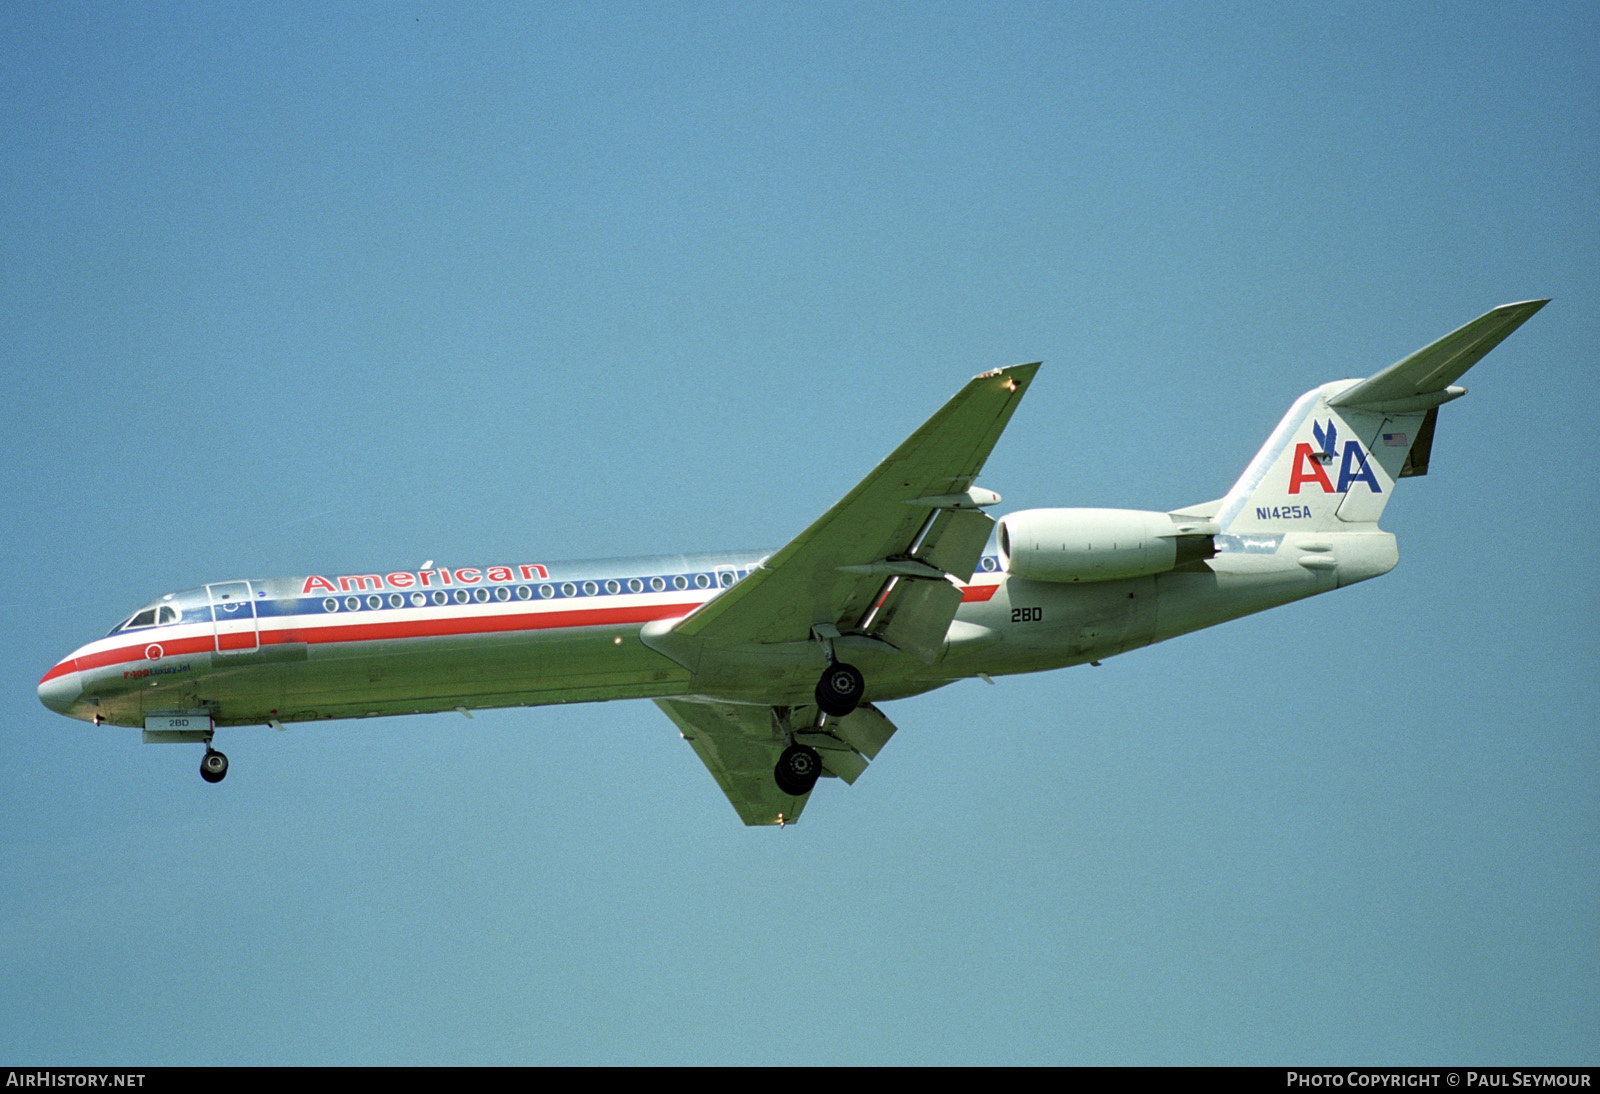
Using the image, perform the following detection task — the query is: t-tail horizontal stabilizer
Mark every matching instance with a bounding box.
[1329,299,1548,411]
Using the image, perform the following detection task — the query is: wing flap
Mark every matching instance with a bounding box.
[872,577,964,664]
[793,730,869,783]
[828,702,897,760]
[914,508,996,583]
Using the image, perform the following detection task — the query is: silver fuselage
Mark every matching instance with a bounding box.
[38,531,1391,731]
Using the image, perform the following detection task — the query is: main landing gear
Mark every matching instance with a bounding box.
[774,743,823,797]
[200,747,229,784]
[814,661,864,717]
[775,628,868,798]
[772,659,868,797]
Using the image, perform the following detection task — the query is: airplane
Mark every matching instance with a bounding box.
[38,300,1547,825]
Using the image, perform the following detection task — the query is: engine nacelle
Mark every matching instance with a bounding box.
[997,508,1216,583]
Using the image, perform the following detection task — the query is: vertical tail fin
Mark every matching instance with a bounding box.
[1215,384,1426,533]
[1215,300,1547,534]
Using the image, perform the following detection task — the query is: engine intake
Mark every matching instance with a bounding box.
[997,508,1216,583]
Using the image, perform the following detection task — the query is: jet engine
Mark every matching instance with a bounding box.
[996,508,1216,583]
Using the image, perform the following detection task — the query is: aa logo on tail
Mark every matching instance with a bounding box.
[1288,419,1381,495]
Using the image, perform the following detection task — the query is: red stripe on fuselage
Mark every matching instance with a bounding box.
[49,599,706,681]
[64,635,215,677]
[960,583,999,602]
[40,658,82,684]
[270,600,701,646]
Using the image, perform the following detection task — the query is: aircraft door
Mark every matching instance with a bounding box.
[207,581,260,654]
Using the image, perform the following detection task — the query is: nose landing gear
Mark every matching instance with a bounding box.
[200,747,229,783]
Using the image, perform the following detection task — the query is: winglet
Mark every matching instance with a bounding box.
[1329,300,1549,409]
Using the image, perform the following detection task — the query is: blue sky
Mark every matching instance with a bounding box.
[2,2,1595,1065]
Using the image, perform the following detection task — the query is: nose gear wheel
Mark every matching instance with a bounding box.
[200,748,229,784]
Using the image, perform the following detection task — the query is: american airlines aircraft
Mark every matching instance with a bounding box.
[38,301,1546,825]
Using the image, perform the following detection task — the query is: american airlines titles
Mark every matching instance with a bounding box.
[301,565,550,596]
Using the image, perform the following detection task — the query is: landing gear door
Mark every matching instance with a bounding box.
[207,581,260,654]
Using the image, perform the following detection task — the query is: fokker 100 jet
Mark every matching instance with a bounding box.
[39,301,1547,824]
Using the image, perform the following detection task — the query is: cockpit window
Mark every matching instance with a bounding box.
[111,605,180,635]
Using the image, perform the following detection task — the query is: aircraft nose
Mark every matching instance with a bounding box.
[38,662,83,715]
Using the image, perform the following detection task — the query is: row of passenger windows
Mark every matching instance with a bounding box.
[113,558,1000,629]
[319,572,739,613]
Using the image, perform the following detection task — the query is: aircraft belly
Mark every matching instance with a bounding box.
[264,626,689,723]
[76,624,693,727]
[1152,552,1333,643]
[75,646,269,727]
[936,556,1332,679]
[679,637,910,707]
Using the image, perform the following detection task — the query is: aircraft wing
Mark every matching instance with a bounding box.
[656,698,900,826]
[651,364,1035,824]
[669,362,1040,657]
